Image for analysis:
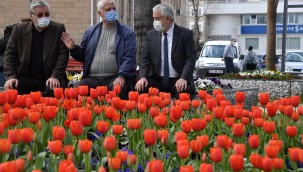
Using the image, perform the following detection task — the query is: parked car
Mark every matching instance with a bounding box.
[195,40,242,78]
[285,51,303,73]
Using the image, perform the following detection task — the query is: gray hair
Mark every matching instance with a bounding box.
[30,0,50,14]
[97,0,116,11]
[153,3,175,22]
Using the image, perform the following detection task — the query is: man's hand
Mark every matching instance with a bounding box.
[4,79,18,90]
[135,78,148,91]
[175,78,187,92]
[61,32,75,50]
[46,78,60,89]
[113,77,125,87]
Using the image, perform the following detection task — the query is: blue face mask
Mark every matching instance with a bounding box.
[105,10,117,23]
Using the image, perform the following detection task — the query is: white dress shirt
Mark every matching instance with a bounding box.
[160,23,179,78]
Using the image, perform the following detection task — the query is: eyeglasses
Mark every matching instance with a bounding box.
[32,12,50,18]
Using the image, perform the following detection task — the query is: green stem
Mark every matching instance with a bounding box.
[85,152,91,172]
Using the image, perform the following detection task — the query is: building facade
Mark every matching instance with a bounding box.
[189,0,303,55]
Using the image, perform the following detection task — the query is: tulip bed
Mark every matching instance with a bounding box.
[0,86,303,172]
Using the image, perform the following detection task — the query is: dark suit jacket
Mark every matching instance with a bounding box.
[139,24,196,83]
[4,21,69,84]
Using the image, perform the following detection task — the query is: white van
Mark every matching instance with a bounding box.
[195,40,243,78]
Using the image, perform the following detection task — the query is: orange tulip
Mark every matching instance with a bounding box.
[190,140,202,153]
[6,89,18,104]
[233,144,246,156]
[157,129,168,145]
[265,145,279,158]
[241,117,250,125]
[213,89,222,97]
[216,135,229,148]
[229,154,244,172]
[112,125,123,135]
[63,145,74,156]
[58,160,77,172]
[204,114,212,122]
[0,92,7,105]
[43,106,58,121]
[113,85,121,94]
[262,156,273,172]
[266,102,278,117]
[8,129,21,144]
[143,129,157,146]
[191,118,206,131]
[149,107,159,118]
[20,128,34,143]
[79,109,92,127]
[249,153,262,169]
[137,103,147,113]
[215,94,225,105]
[103,136,116,151]
[78,139,92,153]
[198,90,207,99]
[108,157,121,170]
[69,120,83,136]
[181,120,192,133]
[127,118,141,130]
[259,92,269,106]
[272,158,284,170]
[177,145,190,159]
[248,134,260,149]
[288,147,301,162]
[0,139,11,153]
[48,140,62,154]
[196,135,209,147]
[235,91,245,104]
[290,95,300,107]
[253,118,265,127]
[191,99,200,108]
[54,88,63,99]
[96,86,108,96]
[78,85,88,96]
[199,163,213,172]
[286,125,297,137]
[210,147,223,163]
[206,98,216,111]
[179,93,190,101]
[52,126,66,141]
[263,121,276,134]
[96,120,110,134]
[213,107,223,119]
[180,165,194,172]
[232,123,245,137]
[30,91,41,104]
[269,140,283,152]
[170,105,183,120]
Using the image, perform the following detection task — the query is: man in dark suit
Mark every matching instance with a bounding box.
[135,3,196,98]
[4,0,69,95]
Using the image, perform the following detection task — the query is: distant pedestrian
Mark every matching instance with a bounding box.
[223,38,236,74]
[244,46,258,70]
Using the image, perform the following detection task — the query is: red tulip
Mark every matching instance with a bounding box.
[266,102,278,117]
[54,88,63,99]
[143,129,157,146]
[43,106,58,121]
[78,139,92,153]
[181,120,192,133]
[263,121,276,134]
[114,85,121,94]
[63,145,74,156]
[20,128,34,143]
[127,154,137,166]
[79,109,92,126]
[269,140,283,152]
[157,129,168,145]
[179,93,190,101]
[28,111,40,124]
[235,91,245,104]
[249,153,262,169]
[154,115,167,128]
[69,121,83,136]
[191,99,200,108]
[48,140,62,154]
[137,103,147,113]
[232,123,245,137]
[8,129,21,144]
[103,136,116,151]
[210,147,223,163]
[128,91,139,102]
[206,99,216,111]
[248,134,260,149]
[30,91,41,104]
[0,92,7,105]
[290,95,300,107]
[170,105,183,120]
[213,107,223,119]
[52,126,66,141]
[180,165,194,172]
[112,125,123,135]
[191,118,206,131]
[229,154,244,172]
[127,119,140,130]
[116,150,128,162]
[78,85,88,96]
[96,120,110,134]
[262,156,273,172]
[286,125,297,137]
[177,145,190,159]
[174,132,187,142]
[196,135,209,147]
[190,140,202,153]
[96,86,108,96]
[216,135,229,148]
[6,89,18,104]
[259,92,269,106]
[265,145,279,158]
[253,118,265,127]
[233,144,246,156]
[288,147,301,162]
[199,163,213,172]
[0,139,11,153]
[58,160,77,172]
[272,158,284,170]
[146,159,163,172]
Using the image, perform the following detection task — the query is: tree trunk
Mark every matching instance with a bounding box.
[191,0,201,51]
[134,0,161,64]
[266,0,278,71]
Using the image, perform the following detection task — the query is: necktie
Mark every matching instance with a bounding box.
[163,32,169,87]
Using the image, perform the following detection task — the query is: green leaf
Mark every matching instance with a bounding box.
[35,151,46,169]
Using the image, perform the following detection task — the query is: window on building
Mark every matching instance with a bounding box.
[277,37,300,49]
[245,38,259,49]
[243,15,250,24]
[198,24,202,31]
[198,8,202,16]
[191,9,194,16]
[298,14,303,24]
[276,14,283,24]
[257,15,267,24]
[288,14,295,24]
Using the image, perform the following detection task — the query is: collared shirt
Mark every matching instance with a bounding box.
[160,23,179,78]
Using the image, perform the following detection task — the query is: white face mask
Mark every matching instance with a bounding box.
[153,20,164,32]
[36,17,50,28]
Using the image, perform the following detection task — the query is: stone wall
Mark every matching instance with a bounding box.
[221,79,303,100]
